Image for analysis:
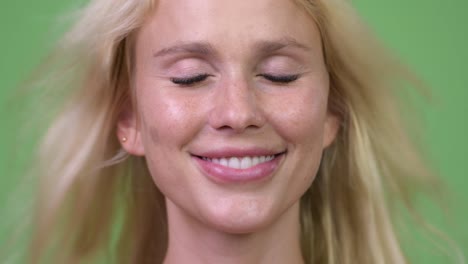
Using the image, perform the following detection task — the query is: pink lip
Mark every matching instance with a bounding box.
[191,149,285,184]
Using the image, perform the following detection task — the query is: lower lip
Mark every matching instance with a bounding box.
[192,154,284,184]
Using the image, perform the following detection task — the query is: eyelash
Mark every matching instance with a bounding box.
[258,74,300,83]
[171,74,210,86]
[170,73,300,86]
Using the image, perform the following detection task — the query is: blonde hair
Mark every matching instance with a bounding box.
[21,0,456,263]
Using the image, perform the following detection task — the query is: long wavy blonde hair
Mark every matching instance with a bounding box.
[21,0,452,263]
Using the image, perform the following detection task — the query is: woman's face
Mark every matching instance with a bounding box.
[120,0,338,233]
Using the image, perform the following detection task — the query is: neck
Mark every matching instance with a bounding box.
[163,201,304,264]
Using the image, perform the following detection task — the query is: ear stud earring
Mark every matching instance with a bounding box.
[121,137,127,142]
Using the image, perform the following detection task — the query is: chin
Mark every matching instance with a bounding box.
[208,216,275,235]
[200,198,280,234]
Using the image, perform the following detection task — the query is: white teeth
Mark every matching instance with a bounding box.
[240,157,252,169]
[252,156,259,165]
[220,158,228,166]
[202,155,277,169]
[228,157,240,168]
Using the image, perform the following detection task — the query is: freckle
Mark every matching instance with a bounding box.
[149,124,160,144]
[184,98,198,111]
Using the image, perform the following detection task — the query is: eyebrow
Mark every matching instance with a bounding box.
[254,37,311,54]
[153,42,217,58]
[152,37,312,58]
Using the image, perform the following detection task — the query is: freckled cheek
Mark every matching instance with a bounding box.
[266,93,328,144]
[138,93,205,147]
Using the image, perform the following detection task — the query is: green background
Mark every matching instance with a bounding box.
[0,0,466,262]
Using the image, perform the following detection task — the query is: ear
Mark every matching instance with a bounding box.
[322,112,340,149]
[117,104,145,156]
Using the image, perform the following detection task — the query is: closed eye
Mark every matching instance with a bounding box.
[259,74,300,83]
[171,74,211,86]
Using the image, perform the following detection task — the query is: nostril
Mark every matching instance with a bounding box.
[246,124,260,130]
[218,125,233,131]
[215,123,261,133]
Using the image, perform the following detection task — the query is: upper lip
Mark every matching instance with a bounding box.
[191,147,286,159]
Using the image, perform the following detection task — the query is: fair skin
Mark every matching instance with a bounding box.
[118,0,339,263]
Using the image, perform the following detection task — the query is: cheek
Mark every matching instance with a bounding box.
[266,88,329,144]
[136,91,202,192]
[268,87,329,194]
[138,89,204,148]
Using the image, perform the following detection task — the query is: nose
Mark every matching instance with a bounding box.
[208,77,265,133]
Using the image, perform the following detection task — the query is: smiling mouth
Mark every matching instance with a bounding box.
[192,151,286,183]
[194,152,285,170]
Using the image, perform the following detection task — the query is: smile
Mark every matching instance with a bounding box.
[192,151,285,183]
[200,155,276,169]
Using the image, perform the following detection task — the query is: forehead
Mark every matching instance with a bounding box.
[136,0,321,52]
